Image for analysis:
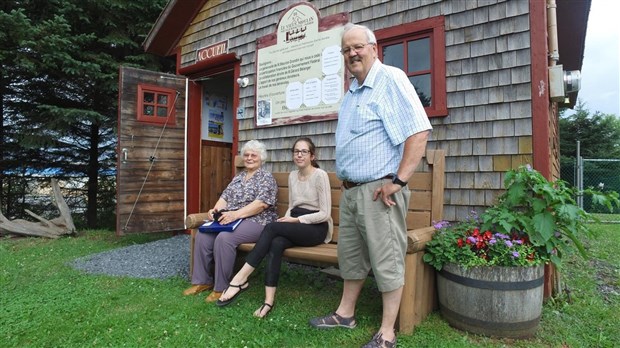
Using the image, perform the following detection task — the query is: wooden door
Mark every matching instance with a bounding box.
[117,66,187,235]
[200,141,233,213]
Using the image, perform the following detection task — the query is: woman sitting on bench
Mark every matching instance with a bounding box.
[216,137,333,318]
[183,140,278,302]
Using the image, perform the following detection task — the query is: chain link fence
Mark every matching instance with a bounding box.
[561,158,620,223]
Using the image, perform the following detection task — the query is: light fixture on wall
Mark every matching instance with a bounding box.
[236,77,249,88]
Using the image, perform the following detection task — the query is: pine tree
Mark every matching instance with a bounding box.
[1,0,174,228]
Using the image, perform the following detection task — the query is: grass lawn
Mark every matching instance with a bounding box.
[1,225,618,347]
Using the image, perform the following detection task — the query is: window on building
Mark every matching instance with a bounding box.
[375,17,447,117]
[137,85,176,125]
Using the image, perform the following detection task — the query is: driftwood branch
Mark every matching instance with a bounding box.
[0,179,76,238]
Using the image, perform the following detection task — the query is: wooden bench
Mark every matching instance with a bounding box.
[185,149,445,334]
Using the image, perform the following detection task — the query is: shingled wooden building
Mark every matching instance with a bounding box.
[116,0,590,235]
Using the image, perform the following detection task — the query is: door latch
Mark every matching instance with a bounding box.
[121,148,128,163]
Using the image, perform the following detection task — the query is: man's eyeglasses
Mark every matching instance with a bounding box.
[341,43,372,55]
[292,149,311,156]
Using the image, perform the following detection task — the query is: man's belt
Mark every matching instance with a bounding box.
[342,175,392,190]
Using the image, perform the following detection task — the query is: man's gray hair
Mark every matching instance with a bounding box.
[342,23,377,44]
[240,140,268,162]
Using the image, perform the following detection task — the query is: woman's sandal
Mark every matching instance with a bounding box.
[253,303,274,318]
[215,281,249,307]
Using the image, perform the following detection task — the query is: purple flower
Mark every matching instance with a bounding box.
[467,236,477,244]
[512,251,520,258]
[489,238,497,245]
[504,240,513,247]
[466,210,480,223]
[495,233,509,240]
[514,239,523,245]
[433,221,449,229]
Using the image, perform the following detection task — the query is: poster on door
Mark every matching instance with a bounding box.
[202,91,232,141]
[208,110,224,138]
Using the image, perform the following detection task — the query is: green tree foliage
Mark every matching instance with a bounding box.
[559,100,620,159]
[559,101,620,213]
[1,0,173,228]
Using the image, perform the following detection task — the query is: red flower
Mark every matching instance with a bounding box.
[457,238,464,247]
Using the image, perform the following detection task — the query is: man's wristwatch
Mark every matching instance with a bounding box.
[389,173,407,187]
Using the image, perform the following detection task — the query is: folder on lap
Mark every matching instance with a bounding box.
[198,219,243,233]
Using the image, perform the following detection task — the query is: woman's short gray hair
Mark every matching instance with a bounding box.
[240,140,268,162]
[343,23,377,44]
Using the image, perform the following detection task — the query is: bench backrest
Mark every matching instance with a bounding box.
[235,149,445,243]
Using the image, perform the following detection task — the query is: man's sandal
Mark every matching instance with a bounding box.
[308,312,357,329]
[361,332,397,348]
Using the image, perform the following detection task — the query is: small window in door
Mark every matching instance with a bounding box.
[137,84,176,125]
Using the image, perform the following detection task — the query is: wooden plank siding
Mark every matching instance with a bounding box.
[176,0,539,222]
[117,67,186,233]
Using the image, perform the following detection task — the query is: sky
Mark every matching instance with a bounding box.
[571,0,620,116]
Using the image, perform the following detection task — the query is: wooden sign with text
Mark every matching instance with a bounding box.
[196,40,229,62]
[255,3,348,127]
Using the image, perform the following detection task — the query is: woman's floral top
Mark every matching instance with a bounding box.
[220,167,278,225]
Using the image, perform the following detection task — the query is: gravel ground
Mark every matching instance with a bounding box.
[70,235,190,279]
[69,235,363,295]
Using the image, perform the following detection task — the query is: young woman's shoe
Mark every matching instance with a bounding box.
[215,281,249,306]
[253,303,274,318]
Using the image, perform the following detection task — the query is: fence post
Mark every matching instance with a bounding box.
[576,141,583,209]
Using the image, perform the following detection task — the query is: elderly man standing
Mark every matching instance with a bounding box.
[309,23,432,348]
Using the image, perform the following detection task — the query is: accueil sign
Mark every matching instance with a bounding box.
[196,40,229,62]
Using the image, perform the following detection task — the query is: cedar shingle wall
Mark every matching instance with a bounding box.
[177,0,540,222]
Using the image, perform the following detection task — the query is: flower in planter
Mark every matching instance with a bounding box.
[424,212,545,270]
[424,165,620,271]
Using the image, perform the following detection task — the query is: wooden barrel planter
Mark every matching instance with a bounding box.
[437,263,544,339]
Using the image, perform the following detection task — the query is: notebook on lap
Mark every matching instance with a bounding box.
[198,219,243,233]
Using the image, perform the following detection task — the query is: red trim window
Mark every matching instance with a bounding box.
[375,17,447,117]
[137,84,176,125]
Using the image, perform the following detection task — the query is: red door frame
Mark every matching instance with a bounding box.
[177,52,241,218]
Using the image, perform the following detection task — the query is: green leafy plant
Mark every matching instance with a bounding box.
[424,165,620,271]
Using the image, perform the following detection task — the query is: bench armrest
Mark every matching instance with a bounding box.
[406,226,437,254]
[185,213,211,229]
